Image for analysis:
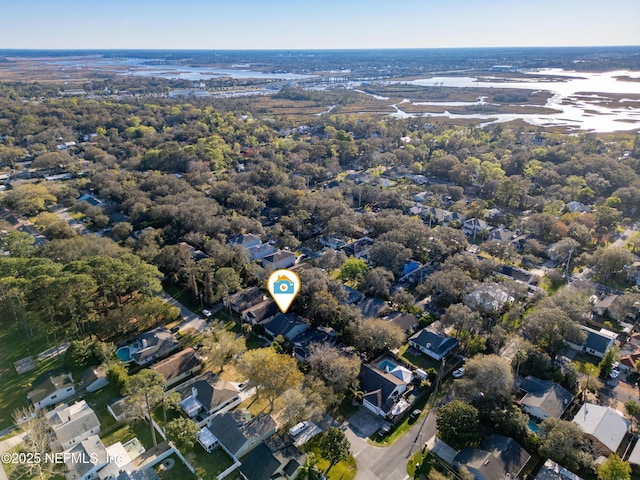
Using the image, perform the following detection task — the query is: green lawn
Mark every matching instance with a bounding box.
[303,433,357,480]
[154,453,197,480]
[398,344,441,371]
[184,446,235,480]
[408,449,457,479]
[101,419,156,450]
[84,386,120,432]
[572,352,601,377]
[0,314,67,430]
[164,283,202,312]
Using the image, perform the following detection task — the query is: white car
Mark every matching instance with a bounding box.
[610,369,620,379]
[289,421,309,437]
[452,367,465,378]
[202,309,212,318]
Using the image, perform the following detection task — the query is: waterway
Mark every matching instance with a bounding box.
[391,70,640,132]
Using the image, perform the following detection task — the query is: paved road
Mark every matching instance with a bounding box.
[345,410,437,480]
[160,291,214,333]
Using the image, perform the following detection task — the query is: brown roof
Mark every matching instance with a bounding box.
[151,348,201,384]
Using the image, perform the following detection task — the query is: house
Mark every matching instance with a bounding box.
[262,250,296,270]
[150,347,202,387]
[413,191,430,202]
[453,435,531,480]
[487,227,517,243]
[535,459,584,480]
[402,261,421,277]
[424,207,464,226]
[64,435,109,480]
[78,366,108,392]
[178,241,208,262]
[260,313,308,341]
[494,265,540,290]
[619,351,640,372]
[384,312,419,335]
[626,261,640,287]
[627,437,640,468]
[517,376,573,421]
[572,403,629,455]
[175,372,242,426]
[228,233,261,249]
[592,294,620,320]
[241,299,278,325]
[47,401,101,451]
[565,201,591,213]
[246,243,276,261]
[462,217,492,237]
[319,236,347,249]
[408,328,458,361]
[121,327,180,366]
[358,297,389,318]
[28,369,75,410]
[341,285,364,305]
[566,326,617,358]
[359,364,408,417]
[225,287,265,313]
[292,327,337,361]
[239,438,304,480]
[464,283,513,313]
[208,412,277,459]
[342,237,374,258]
[409,205,426,216]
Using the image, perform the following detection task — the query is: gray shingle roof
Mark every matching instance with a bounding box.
[28,369,74,404]
[409,328,458,357]
[519,376,573,418]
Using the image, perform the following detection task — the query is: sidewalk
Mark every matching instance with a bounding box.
[0,431,26,480]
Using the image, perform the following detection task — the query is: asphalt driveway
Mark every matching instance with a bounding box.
[343,408,437,480]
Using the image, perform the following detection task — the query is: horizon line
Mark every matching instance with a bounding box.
[1,45,640,52]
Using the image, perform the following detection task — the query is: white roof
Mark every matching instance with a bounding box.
[180,395,201,418]
[390,366,413,383]
[198,427,219,448]
[572,403,629,452]
[628,438,640,466]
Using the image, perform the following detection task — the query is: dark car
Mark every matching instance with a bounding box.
[170,325,181,334]
[377,425,391,438]
[409,409,422,421]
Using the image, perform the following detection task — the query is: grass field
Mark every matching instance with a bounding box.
[303,433,357,480]
[184,446,235,480]
[0,314,67,430]
[154,453,197,480]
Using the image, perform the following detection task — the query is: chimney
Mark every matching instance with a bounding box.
[192,387,198,399]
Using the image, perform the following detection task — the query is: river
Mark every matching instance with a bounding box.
[389,70,640,132]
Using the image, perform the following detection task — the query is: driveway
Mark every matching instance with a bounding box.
[343,408,437,480]
[160,291,213,333]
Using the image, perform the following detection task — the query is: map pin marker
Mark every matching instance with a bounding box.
[267,269,301,313]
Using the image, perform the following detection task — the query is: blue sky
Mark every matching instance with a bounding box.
[1,0,639,49]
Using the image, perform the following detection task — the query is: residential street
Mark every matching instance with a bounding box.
[160,291,216,333]
[345,409,437,480]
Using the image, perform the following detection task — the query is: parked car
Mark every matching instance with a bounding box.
[610,368,620,379]
[409,409,422,421]
[202,309,212,318]
[377,424,391,438]
[289,421,309,437]
[452,367,465,378]
[170,325,181,334]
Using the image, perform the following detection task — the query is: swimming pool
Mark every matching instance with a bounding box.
[378,359,399,372]
[528,419,541,434]
[116,346,132,362]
